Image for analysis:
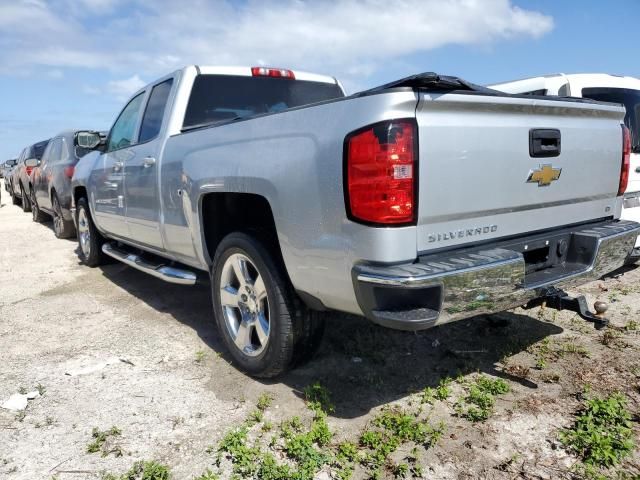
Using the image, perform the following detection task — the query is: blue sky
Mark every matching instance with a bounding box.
[0,0,637,160]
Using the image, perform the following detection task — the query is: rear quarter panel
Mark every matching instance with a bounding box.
[161,91,420,313]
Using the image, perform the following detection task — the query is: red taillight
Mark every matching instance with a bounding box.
[25,166,34,176]
[251,66,295,79]
[619,125,631,196]
[346,119,417,225]
[64,166,75,178]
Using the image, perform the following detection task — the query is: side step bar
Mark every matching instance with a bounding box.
[102,243,197,286]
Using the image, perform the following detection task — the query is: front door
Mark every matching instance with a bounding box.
[92,92,145,237]
[124,78,174,250]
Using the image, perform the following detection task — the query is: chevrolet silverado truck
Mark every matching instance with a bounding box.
[71,65,639,377]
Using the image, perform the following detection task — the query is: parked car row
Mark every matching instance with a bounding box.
[4,133,98,238]
[5,66,640,378]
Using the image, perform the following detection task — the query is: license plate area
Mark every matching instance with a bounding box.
[503,233,573,275]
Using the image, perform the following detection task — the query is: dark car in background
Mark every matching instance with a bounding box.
[2,159,17,184]
[30,131,94,238]
[10,139,49,211]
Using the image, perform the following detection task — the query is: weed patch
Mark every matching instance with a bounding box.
[455,375,509,422]
[421,378,451,404]
[87,426,123,457]
[560,393,634,470]
[214,383,444,480]
[101,460,171,480]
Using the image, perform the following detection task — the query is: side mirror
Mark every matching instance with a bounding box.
[24,158,39,168]
[75,131,102,149]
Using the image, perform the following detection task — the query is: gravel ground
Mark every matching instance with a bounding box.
[1,179,639,480]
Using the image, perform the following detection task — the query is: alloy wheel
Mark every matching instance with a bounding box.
[219,253,270,357]
[77,207,91,258]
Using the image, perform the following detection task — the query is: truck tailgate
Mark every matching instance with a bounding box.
[416,93,626,253]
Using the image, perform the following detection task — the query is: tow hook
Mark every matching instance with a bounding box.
[525,287,609,330]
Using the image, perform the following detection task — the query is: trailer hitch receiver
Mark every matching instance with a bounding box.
[525,287,609,329]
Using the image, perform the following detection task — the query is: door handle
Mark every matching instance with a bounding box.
[143,157,156,168]
[113,161,123,172]
[529,129,561,158]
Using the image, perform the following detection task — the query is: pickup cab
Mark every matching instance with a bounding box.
[72,66,640,377]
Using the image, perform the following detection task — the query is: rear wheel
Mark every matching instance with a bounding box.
[52,193,74,238]
[20,185,31,212]
[76,197,106,267]
[11,184,20,206]
[211,232,324,378]
[31,189,47,223]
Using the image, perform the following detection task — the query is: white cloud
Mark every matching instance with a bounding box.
[0,0,554,93]
[107,74,146,99]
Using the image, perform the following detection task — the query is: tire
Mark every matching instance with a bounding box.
[52,193,74,238]
[211,232,324,378]
[76,197,106,267]
[31,189,47,223]
[20,185,31,212]
[11,185,20,206]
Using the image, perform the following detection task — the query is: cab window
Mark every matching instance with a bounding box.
[139,79,173,143]
[47,138,62,164]
[107,93,145,152]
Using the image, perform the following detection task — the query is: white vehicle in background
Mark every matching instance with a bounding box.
[490,73,640,257]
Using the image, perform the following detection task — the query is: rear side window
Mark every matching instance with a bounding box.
[107,93,145,152]
[183,75,344,129]
[139,79,173,143]
[60,138,70,162]
[46,138,62,164]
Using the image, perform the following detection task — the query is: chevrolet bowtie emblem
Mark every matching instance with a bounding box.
[527,164,562,187]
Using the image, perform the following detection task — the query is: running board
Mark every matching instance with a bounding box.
[102,243,197,286]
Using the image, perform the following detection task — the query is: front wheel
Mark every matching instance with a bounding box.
[76,197,106,267]
[211,232,324,378]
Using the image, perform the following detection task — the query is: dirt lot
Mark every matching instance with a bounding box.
[1,180,639,480]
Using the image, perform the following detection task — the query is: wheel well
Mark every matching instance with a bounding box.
[73,186,87,205]
[201,193,282,265]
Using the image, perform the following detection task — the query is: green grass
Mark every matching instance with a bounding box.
[560,393,634,469]
[101,461,171,480]
[421,378,452,404]
[193,470,219,480]
[87,426,122,457]
[456,375,509,422]
[213,383,444,480]
[256,393,273,411]
[303,383,334,414]
[194,350,206,364]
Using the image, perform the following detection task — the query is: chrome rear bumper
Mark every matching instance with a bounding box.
[353,220,640,330]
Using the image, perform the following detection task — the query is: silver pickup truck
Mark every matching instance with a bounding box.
[71,65,639,377]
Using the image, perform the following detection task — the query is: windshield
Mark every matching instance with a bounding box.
[582,87,640,152]
[183,75,344,129]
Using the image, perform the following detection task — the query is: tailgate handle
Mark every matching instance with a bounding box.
[530,129,561,158]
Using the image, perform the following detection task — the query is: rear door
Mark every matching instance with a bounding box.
[123,77,174,250]
[35,137,60,210]
[92,92,146,237]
